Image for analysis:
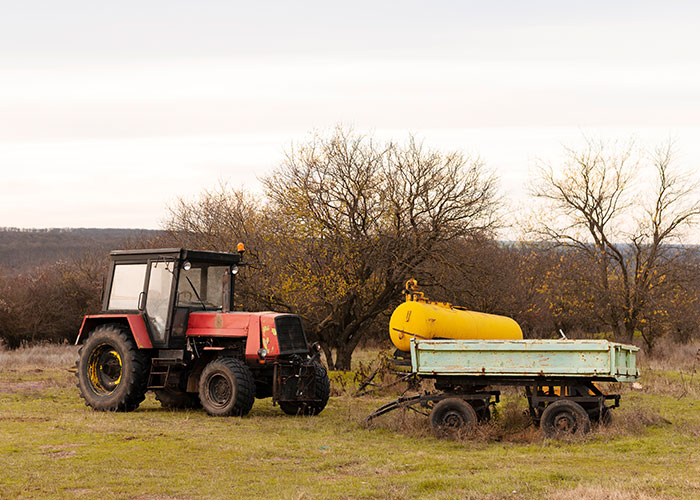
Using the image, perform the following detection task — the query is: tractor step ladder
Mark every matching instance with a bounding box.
[147,350,186,389]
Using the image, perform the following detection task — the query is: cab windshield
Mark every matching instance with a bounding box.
[177,264,228,310]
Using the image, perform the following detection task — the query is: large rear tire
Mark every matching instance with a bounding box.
[199,358,255,416]
[278,362,330,416]
[76,325,149,412]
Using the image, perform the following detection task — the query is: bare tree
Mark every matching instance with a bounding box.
[263,128,499,369]
[531,138,700,346]
[165,185,262,253]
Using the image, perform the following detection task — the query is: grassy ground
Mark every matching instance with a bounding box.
[0,345,698,500]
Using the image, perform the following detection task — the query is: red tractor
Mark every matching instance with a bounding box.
[75,247,330,417]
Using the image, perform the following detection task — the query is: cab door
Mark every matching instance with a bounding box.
[144,260,176,347]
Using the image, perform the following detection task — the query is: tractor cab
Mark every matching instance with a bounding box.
[100,248,242,349]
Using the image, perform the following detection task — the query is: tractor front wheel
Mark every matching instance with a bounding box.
[76,325,149,412]
[198,358,255,417]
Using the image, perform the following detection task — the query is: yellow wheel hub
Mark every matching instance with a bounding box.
[87,344,122,395]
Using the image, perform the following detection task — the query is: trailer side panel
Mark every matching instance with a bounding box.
[410,339,638,382]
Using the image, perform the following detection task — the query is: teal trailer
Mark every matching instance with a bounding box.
[411,339,639,382]
[367,338,640,438]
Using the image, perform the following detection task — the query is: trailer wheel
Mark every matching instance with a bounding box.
[154,387,201,409]
[470,399,492,422]
[589,405,613,426]
[279,363,331,416]
[430,398,478,438]
[76,325,149,412]
[199,358,255,417]
[540,400,591,437]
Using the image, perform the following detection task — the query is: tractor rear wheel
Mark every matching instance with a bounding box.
[198,358,255,416]
[540,400,591,437]
[76,325,149,412]
[430,398,478,438]
[278,362,331,416]
[154,387,201,409]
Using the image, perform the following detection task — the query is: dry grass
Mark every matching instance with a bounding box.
[637,337,700,371]
[472,399,541,443]
[545,485,672,500]
[0,343,78,370]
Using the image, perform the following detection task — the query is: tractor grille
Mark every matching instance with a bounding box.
[275,316,308,353]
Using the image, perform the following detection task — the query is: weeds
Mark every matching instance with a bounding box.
[0,343,77,370]
[546,485,672,500]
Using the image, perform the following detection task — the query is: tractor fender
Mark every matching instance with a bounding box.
[75,314,153,349]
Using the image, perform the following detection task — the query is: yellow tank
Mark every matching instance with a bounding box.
[389,280,523,352]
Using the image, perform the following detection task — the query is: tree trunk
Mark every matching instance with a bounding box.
[640,329,655,352]
[334,344,354,371]
[319,340,355,371]
[623,320,636,343]
[321,344,335,370]
[610,322,623,341]
[2,334,22,350]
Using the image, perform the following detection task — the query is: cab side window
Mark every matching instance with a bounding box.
[107,264,147,310]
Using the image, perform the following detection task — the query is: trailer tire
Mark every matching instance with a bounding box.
[154,387,201,409]
[470,399,492,422]
[430,398,478,438]
[76,325,149,412]
[279,363,331,416]
[541,400,591,437]
[589,405,613,426]
[199,358,255,416]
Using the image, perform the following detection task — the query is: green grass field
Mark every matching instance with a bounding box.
[1,346,698,500]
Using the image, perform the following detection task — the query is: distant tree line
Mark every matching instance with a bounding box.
[0,228,163,272]
[0,254,105,349]
[0,228,165,349]
[1,129,698,370]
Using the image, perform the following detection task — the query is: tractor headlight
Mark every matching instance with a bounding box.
[311,342,322,353]
[257,348,268,359]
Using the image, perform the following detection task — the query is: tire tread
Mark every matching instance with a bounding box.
[76,325,149,412]
[199,357,255,416]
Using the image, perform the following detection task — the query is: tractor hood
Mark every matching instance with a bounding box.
[186,311,309,359]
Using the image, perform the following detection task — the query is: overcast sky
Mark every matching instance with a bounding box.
[1,1,699,233]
